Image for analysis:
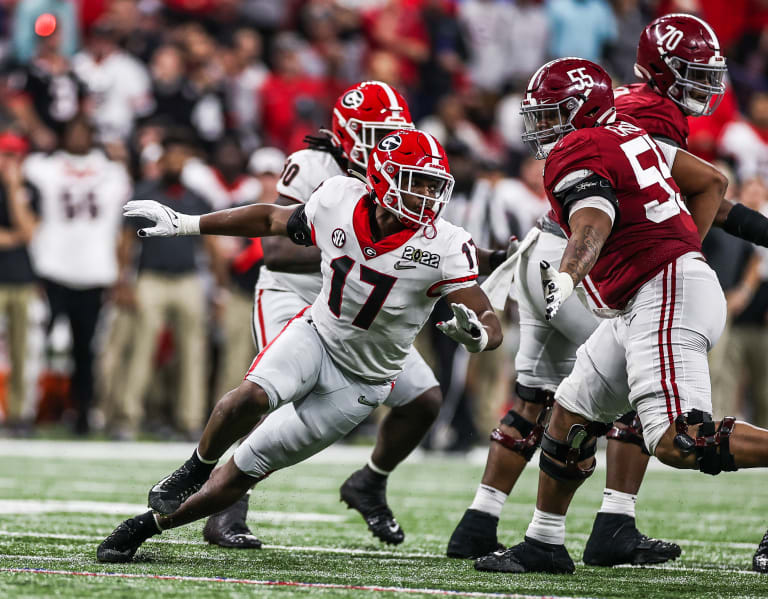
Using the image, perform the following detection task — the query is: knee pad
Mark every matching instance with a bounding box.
[490,383,555,461]
[606,411,650,456]
[539,421,611,482]
[672,409,738,475]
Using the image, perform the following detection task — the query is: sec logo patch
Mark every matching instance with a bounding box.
[332,228,346,248]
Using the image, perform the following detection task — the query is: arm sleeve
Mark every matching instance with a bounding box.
[655,140,679,169]
[568,196,616,225]
[554,172,618,222]
[286,204,314,247]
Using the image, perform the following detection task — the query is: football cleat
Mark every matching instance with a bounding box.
[753,528,768,573]
[340,466,404,545]
[148,452,215,514]
[474,536,575,574]
[582,513,681,566]
[447,509,504,559]
[203,494,262,549]
[96,511,160,563]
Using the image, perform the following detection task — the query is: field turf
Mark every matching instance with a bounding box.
[0,439,766,598]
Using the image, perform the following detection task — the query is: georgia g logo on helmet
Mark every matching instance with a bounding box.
[341,89,365,109]
[377,134,402,152]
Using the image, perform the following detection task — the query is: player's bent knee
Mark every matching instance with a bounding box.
[490,383,556,461]
[606,411,650,455]
[539,421,611,481]
[225,381,271,417]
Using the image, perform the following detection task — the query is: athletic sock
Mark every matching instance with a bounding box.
[194,448,218,466]
[525,508,566,546]
[599,489,637,519]
[469,484,508,519]
[367,458,391,477]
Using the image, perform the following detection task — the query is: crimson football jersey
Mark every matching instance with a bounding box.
[543,117,701,309]
[614,83,689,150]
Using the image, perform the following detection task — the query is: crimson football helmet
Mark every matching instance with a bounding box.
[520,57,616,159]
[331,81,414,170]
[635,13,727,117]
[367,129,454,229]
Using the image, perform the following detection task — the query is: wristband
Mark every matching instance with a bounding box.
[178,213,201,236]
[557,272,575,302]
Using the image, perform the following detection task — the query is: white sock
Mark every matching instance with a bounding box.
[469,484,508,518]
[152,512,164,532]
[196,448,218,465]
[367,458,391,476]
[599,489,637,518]
[525,508,566,545]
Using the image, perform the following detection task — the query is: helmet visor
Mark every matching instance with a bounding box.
[520,99,575,159]
[386,166,454,227]
[669,57,727,116]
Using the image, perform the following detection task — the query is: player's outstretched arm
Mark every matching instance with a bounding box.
[541,207,611,321]
[669,149,728,240]
[123,200,295,239]
[438,284,503,352]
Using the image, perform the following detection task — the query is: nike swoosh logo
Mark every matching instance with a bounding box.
[393,261,416,270]
[357,396,378,407]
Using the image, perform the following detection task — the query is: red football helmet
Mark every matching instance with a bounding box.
[367,129,454,229]
[331,81,414,170]
[635,13,727,116]
[520,57,615,159]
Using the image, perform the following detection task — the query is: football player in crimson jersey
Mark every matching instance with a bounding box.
[452,15,768,570]
[96,129,503,563]
[199,81,506,549]
[471,57,768,576]
[616,12,768,248]
[619,15,768,573]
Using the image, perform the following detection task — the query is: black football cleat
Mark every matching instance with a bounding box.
[753,528,768,573]
[203,494,262,549]
[475,536,575,574]
[97,511,160,563]
[148,451,215,514]
[447,509,504,559]
[583,512,681,566]
[340,466,404,545]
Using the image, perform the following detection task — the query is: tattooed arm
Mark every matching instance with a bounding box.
[560,207,612,285]
[540,206,612,320]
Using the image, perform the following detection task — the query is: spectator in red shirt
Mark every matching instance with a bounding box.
[259,33,334,152]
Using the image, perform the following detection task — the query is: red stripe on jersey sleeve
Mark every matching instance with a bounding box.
[426,275,478,298]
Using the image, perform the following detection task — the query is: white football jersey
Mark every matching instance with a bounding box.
[257,148,344,303]
[181,159,262,210]
[25,150,132,288]
[306,175,479,382]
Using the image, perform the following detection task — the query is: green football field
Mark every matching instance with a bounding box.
[0,439,766,599]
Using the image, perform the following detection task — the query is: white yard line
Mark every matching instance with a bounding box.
[0,567,601,599]
[0,439,682,471]
[0,529,761,564]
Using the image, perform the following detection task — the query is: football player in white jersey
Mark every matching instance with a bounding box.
[201,81,507,549]
[97,129,503,563]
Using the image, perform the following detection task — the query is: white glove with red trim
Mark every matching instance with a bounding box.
[540,261,574,321]
[436,303,488,353]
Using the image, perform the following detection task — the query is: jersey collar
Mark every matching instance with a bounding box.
[352,195,417,260]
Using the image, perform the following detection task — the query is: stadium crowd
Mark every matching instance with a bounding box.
[1,0,768,445]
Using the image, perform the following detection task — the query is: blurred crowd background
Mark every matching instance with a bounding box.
[1,0,768,449]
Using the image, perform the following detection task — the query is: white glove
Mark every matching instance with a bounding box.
[540,261,574,321]
[123,200,200,237]
[436,303,488,353]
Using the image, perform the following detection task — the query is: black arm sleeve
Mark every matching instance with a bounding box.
[555,173,618,221]
[286,204,313,247]
[723,202,768,248]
